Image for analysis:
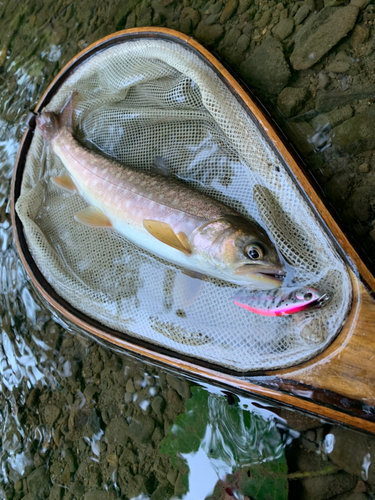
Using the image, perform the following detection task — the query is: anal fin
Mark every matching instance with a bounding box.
[51,174,78,193]
[143,220,191,255]
[75,206,112,228]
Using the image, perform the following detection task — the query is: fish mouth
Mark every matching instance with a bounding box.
[233,266,285,287]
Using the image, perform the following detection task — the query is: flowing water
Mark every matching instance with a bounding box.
[1,0,375,499]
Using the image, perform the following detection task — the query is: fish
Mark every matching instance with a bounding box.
[233,286,329,316]
[36,93,285,289]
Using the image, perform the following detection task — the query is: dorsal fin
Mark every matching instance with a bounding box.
[143,220,191,255]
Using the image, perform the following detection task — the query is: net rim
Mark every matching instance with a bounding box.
[11,28,353,376]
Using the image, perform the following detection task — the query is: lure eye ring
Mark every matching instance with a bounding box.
[245,244,263,260]
[295,288,318,302]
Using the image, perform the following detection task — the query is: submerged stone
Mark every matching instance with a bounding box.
[331,105,375,154]
[315,87,375,113]
[240,36,291,94]
[272,17,294,41]
[277,87,307,118]
[26,467,51,499]
[290,5,359,70]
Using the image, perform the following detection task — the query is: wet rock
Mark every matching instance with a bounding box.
[47,484,63,500]
[315,87,375,113]
[327,427,375,488]
[26,467,51,499]
[351,185,374,221]
[105,417,129,448]
[351,24,370,46]
[256,9,272,28]
[290,5,359,70]
[64,448,77,473]
[151,484,175,500]
[238,0,252,15]
[279,408,322,431]
[83,383,99,401]
[358,162,370,173]
[331,105,375,154]
[350,0,372,8]
[0,45,6,67]
[126,379,136,393]
[326,60,351,73]
[240,37,291,94]
[43,404,61,427]
[299,471,358,500]
[220,0,238,23]
[237,33,250,52]
[208,1,223,15]
[128,415,155,445]
[151,395,166,420]
[294,5,310,25]
[26,388,40,408]
[195,21,224,46]
[179,7,200,34]
[166,374,191,399]
[277,87,307,118]
[84,491,116,500]
[311,104,353,131]
[272,17,294,41]
[287,121,315,155]
[338,494,370,500]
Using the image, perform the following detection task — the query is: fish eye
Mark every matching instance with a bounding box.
[304,292,313,301]
[245,244,263,260]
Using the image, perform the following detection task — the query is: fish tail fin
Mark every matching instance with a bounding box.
[36,91,78,143]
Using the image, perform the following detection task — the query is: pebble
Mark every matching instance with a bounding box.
[238,0,252,15]
[43,404,61,427]
[220,0,238,23]
[272,17,294,41]
[358,162,370,173]
[256,9,272,28]
[294,4,310,25]
[315,87,375,113]
[290,5,359,70]
[277,87,307,117]
[26,467,51,498]
[327,427,375,488]
[311,104,353,130]
[166,374,191,399]
[195,21,224,46]
[326,60,351,73]
[351,24,370,46]
[331,105,375,154]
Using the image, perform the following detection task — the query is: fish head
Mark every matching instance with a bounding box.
[193,215,285,289]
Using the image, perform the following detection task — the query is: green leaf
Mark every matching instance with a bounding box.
[160,386,288,500]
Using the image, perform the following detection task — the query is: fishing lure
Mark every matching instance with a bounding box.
[233,286,329,317]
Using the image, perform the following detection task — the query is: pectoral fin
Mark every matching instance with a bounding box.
[143,220,191,255]
[75,206,112,227]
[51,174,78,193]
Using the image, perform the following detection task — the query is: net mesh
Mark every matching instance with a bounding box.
[16,38,352,371]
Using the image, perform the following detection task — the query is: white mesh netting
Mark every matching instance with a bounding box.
[16,38,352,371]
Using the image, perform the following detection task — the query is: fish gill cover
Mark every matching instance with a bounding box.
[160,386,288,500]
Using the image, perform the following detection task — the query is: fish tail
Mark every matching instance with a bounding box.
[36,91,77,143]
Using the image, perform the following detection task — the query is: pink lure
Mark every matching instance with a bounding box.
[233,286,328,317]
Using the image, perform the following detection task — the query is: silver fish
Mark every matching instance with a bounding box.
[36,93,285,289]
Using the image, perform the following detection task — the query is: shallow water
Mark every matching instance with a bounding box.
[1,0,375,499]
